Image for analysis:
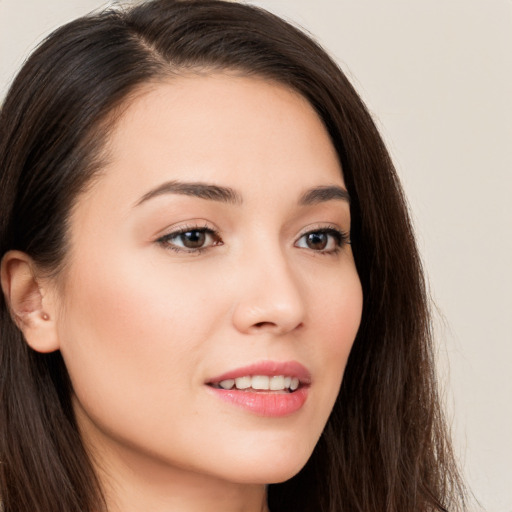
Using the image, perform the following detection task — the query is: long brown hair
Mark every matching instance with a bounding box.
[0,1,466,511]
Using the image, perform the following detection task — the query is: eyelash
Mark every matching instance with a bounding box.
[157,224,222,255]
[156,224,350,255]
[295,227,350,255]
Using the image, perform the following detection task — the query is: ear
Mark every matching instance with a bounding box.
[0,250,60,353]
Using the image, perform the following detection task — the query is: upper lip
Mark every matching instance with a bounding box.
[206,360,312,385]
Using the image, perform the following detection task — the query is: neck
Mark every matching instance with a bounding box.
[104,471,269,512]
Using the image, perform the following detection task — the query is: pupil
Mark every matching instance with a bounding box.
[307,232,327,250]
[181,230,205,248]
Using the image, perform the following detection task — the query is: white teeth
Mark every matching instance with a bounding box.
[252,375,270,390]
[216,375,301,391]
[219,379,235,390]
[269,376,285,390]
[234,376,251,389]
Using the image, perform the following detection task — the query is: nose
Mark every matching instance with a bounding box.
[231,248,306,336]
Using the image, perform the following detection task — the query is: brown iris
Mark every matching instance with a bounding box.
[179,230,206,248]
[305,232,329,251]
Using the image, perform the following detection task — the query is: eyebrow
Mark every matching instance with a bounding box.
[135,180,243,206]
[298,185,350,205]
[134,181,350,207]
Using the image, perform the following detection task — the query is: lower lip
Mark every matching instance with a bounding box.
[207,386,309,417]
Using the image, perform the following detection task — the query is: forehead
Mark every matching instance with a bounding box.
[81,73,345,212]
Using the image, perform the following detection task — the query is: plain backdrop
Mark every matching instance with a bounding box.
[1,1,511,510]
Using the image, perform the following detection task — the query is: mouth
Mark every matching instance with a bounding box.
[205,361,311,416]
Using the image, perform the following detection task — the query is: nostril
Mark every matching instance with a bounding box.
[252,321,304,332]
[254,321,276,329]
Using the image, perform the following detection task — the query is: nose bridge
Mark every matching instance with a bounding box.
[231,237,306,335]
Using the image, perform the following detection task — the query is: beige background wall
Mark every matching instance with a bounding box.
[1,1,511,510]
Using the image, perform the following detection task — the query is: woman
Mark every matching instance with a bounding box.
[0,1,466,511]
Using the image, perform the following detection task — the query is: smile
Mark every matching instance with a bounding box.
[206,361,311,416]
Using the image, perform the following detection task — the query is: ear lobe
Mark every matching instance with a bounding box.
[0,250,60,353]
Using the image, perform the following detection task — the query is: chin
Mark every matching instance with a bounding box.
[214,447,314,485]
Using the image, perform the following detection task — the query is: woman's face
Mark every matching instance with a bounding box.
[52,74,363,486]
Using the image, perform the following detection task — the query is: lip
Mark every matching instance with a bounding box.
[207,360,312,385]
[205,360,311,417]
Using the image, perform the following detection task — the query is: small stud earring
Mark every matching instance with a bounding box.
[41,313,50,321]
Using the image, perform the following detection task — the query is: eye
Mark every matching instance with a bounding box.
[295,228,349,254]
[157,226,222,253]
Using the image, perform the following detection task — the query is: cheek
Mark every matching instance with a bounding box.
[56,251,224,433]
[307,255,362,340]
[309,266,363,393]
